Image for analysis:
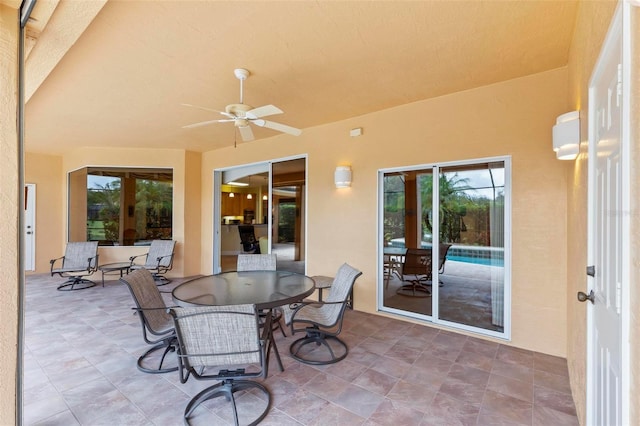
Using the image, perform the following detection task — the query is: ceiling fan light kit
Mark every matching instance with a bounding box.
[182,68,302,143]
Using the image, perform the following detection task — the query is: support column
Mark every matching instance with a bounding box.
[0,2,20,423]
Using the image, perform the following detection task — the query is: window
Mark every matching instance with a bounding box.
[68,167,173,246]
[380,158,510,338]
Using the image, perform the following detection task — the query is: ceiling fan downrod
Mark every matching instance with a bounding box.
[234,68,249,104]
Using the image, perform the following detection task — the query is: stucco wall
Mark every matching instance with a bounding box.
[202,68,570,356]
[565,1,618,423]
[0,3,19,423]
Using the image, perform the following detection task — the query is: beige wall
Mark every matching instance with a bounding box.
[202,68,571,356]
[25,152,64,273]
[0,2,19,423]
[565,1,618,423]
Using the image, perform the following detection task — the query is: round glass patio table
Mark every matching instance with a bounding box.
[172,270,316,309]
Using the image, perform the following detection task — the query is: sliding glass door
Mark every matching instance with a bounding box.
[213,156,306,274]
[380,158,509,338]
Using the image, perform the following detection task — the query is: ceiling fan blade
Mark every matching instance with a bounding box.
[254,119,302,136]
[181,103,235,119]
[238,125,255,141]
[246,104,283,119]
[182,119,234,129]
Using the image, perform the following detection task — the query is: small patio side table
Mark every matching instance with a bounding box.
[98,262,131,287]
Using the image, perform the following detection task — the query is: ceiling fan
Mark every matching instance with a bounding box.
[182,68,302,142]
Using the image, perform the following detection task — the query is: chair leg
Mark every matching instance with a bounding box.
[56,277,96,291]
[289,332,349,365]
[137,341,177,374]
[185,380,271,426]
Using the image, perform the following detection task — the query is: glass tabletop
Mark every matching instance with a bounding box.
[172,270,316,310]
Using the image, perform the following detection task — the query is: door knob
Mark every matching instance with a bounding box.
[577,290,595,304]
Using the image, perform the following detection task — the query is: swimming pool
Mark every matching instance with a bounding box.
[447,255,504,267]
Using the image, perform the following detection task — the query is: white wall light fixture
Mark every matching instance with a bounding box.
[552,111,580,160]
[334,166,352,188]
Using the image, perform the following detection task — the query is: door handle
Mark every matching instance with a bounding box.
[577,290,595,304]
[26,231,32,235]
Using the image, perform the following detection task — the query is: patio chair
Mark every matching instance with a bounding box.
[288,263,362,365]
[129,239,176,285]
[119,269,178,374]
[396,244,452,297]
[50,241,99,291]
[169,304,271,426]
[238,225,260,254]
[237,253,286,367]
[236,253,276,271]
[396,248,432,297]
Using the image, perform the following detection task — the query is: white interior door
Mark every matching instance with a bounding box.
[586,4,629,424]
[24,183,36,271]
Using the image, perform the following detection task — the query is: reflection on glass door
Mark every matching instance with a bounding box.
[380,159,508,337]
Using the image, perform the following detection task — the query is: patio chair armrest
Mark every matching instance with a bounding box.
[154,253,174,266]
[50,256,64,268]
[87,254,99,272]
[129,253,147,265]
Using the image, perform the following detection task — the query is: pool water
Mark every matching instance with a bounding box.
[447,255,504,267]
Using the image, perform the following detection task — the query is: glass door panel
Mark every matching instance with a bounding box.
[382,169,434,317]
[271,158,306,274]
[436,162,505,332]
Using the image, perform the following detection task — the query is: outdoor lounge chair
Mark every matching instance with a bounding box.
[288,263,362,365]
[119,269,178,374]
[50,241,99,291]
[169,304,270,426]
[129,239,176,285]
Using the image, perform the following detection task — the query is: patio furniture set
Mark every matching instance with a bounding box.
[51,243,361,425]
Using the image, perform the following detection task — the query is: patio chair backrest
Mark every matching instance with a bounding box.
[121,269,172,334]
[63,242,99,269]
[171,305,262,368]
[145,240,176,268]
[236,254,277,271]
[402,248,431,276]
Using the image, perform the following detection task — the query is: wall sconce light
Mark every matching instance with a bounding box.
[262,194,268,200]
[334,166,352,188]
[552,111,580,160]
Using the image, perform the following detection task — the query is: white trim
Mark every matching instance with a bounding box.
[620,2,632,424]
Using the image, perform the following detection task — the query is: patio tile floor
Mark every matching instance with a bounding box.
[23,273,578,425]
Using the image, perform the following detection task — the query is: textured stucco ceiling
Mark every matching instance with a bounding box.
[24,0,579,155]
